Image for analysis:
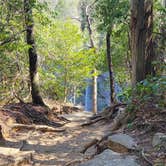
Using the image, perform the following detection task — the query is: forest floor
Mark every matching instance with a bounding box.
[0,108,110,166]
[0,102,165,166]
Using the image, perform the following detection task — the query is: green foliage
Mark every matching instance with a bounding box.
[135,77,165,105]
[119,76,166,111]
[91,0,131,86]
[111,23,131,84]
[0,0,165,106]
[34,10,96,101]
[93,0,129,32]
[0,0,30,102]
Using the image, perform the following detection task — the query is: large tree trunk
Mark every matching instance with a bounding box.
[130,0,154,86]
[106,32,115,104]
[24,0,45,106]
[160,0,166,75]
[145,0,155,76]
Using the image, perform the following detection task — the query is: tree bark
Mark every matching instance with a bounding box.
[106,31,115,104]
[24,0,45,106]
[145,0,155,76]
[159,0,166,75]
[86,5,97,114]
[130,0,154,86]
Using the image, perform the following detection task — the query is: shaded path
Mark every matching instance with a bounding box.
[0,112,110,166]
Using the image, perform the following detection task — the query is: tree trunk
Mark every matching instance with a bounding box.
[24,0,45,106]
[63,69,68,103]
[159,0,166,75]
[73,86,76,105]
[145,0,155,76]
[130,0,154,86]
[86,5,97,114]
[93,69,97,114]
[106,31,115,104]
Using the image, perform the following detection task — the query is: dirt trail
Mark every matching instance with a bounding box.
[0,112,110,166]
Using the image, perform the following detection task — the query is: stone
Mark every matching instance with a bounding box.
[108,134,138,150]
[152,133,166,148]
[79,149,140,166]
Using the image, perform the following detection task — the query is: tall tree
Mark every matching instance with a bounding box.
[85,4,97,114]
[24,0,45,105]
[130,0,154,86]
[106,30,114,103]
[79,0,98,114]
[93,0,128,104]
[159,0,166,75]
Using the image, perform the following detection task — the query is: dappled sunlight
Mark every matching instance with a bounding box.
[0,0,165,165]
[0,112,110,165]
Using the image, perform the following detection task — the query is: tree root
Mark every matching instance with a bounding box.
[2,103,63,127]
[81,103,128,130]
[81,117,106,127]
[80,130,124,154]
[80,138,99,153]
[10,123,65,132]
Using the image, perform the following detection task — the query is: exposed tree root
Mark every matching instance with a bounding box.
[82,103,128,130]
[81,117,106,126]
[10,123,66,132]
[1,103,63,128]
[80,138,99,153]
[109,108,129,131]
[80,103,133,155]
[81,130,125,154]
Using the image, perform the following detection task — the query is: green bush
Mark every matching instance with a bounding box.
[118,76,166,111]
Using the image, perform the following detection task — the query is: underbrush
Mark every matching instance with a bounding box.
[119,76,166,112]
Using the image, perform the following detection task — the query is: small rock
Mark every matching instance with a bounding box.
[152,133,166,148]
[79,149,140,166]
[108,134,138,150]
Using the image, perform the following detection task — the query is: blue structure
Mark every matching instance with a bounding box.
[84,72,121,112]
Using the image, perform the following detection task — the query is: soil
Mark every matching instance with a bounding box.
[0,102,165,166]
[0,111,110,166]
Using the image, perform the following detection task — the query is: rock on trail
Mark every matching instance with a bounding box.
[79,149,140,166]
